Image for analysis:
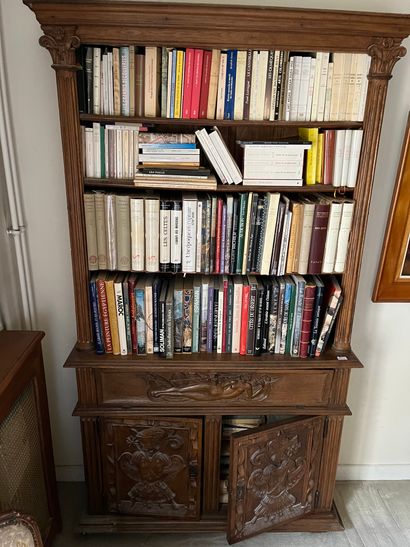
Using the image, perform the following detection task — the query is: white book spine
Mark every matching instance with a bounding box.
[216,52,227,120]
[330,53,343,121]
[93,47,101,114]
[323,60,334,122]
[145,284,154,354]
[316,52,329,122]
[182,197,197,273]
[322,202,343,273]
[101,53,107,115]
[159,202,171,267]
[120,47,130,116]
[166,50,173,118]
[260,194,280,275]
[297,204,315,275]
[332,130,346,187]
[92,122,101,178]
[209,130,241,184]
[338,53,352,120]
[234,50,247,120]
[278,210,292,276]
[83,194,98,270]
[255,50,269,120]
[345,53,358,120]
[310,52,323,122]
[130,199,144,270]
[340,129,352,186]
[347,129,363,188]
[107,51,114,115]
[195,128,229,184]
[94,193,108,269]
[196,200,203,273]
[145,198,160,272]
[114,281,128,355]
[296,56,311,122]
[104,127,109,177]
[334,202,355,272]
[85,128,94,177]
[289,56,302,122]
[358,55,371,121]
[284,55,295,122]
[249,50,260,121]
[216,284,224,353]
[305,57,316,122]
[232,281,243,353]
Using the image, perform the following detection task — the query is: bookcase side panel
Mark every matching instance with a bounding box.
[39,26,93,349]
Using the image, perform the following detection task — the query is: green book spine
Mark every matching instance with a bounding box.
[100,125,106,178]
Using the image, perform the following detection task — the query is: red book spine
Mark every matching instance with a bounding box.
[190,49,204,118]
[308,203,330,274]
[97,279,113,353]
[214,198,223,273]
[199,50,212,118]
[182,48,195,118]
[299,284,316,358]
[222,278,228,353]
[240,285,250,355]
[128,277,138,352]
[323,129,336,185]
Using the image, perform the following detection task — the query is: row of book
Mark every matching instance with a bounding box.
[89,272,343,359]
[78,46,370,122]
[84,191,355,276]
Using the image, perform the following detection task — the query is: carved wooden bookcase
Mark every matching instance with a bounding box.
[24,1,410,542]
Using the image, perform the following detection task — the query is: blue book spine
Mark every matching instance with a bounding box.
[220,204,227,274]
[89,278,105,354]
[206,285,214,353]
[224,49,237,120]
[152,278,161,353]
[135,287,146,354]
[170,49,177,118]
[280,280,293,354]
[122,279,132,354]
[140,143,197,149]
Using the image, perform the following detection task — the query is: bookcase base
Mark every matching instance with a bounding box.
[75,503,344,534]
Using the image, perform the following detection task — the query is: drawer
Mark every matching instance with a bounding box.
[95,369,334,408]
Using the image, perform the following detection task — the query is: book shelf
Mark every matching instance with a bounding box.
[25,0,410,542]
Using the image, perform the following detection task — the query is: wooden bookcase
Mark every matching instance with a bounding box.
[24,1,410,542]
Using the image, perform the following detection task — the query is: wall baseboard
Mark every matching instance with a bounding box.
[337,464,410,480]
[56,464,410,482]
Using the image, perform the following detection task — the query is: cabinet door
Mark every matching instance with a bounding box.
[227,416,323,544]
[101,416,202,518]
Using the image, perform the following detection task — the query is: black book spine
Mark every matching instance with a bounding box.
[246,281,257,355]
[159,297,166,357]
[160,199,171,272]
[138,167,211,177]
[85,46,93,114]
[170,200,182,273]
[274,50,285,120]
[76,46,87,114]
[152,278,161,353]
[262,281,271,352]
[226,281,234,353]
[268,281,280,353]
[308,283,324,357]
[246,193,259,273]
[254,284,265,355]
[212,287,219,351]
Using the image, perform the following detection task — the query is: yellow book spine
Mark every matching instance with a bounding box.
[174,50,184,119]
[105,279,120,355]
[299,128,318,185]
[316,132,324,183]
[286,203,301,273]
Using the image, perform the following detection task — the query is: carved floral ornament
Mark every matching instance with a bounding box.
[39,25,80,67]
[368,37,407,79]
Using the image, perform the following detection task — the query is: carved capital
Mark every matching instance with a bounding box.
[39,25,80,68]
[368,37,406,80]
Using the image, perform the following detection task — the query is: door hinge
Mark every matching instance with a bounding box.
[6,225,26,236]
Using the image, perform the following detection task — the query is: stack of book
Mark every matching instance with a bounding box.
[84,192,355,276]
[78,46,370,122]
[89,272,343,359]
[239,140,311,186]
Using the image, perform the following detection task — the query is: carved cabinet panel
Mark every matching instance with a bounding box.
[227,416,323,544]
[101,417,202,519]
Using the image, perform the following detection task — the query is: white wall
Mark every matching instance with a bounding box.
[1,0,409,481]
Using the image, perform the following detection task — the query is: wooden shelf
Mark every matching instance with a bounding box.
[79,113,364,129]
[84,178,354,194]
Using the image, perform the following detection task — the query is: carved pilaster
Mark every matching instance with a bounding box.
[203,416,222,513]
[40,26,92,350]
[81,417,103,514]
[334,37,406,351]
[316,416,344,511]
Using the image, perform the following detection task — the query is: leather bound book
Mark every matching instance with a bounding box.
[308,201,330,274]
[323,129,336,185]
[299,278,317,358]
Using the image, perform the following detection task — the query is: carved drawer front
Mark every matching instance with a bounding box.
[96,370,334,408]
[101,416,202,518]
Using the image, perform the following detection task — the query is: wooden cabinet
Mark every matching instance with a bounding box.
[23,0,410,542]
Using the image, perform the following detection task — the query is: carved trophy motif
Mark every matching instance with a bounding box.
[228,417,323,543]
[103,418,201,518]
[117,427,186,514]
[143,372,279,402]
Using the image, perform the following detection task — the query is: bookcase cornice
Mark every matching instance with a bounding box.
[25,2,410,53]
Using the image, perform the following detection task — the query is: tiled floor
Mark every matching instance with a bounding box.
[54,481,410,546]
